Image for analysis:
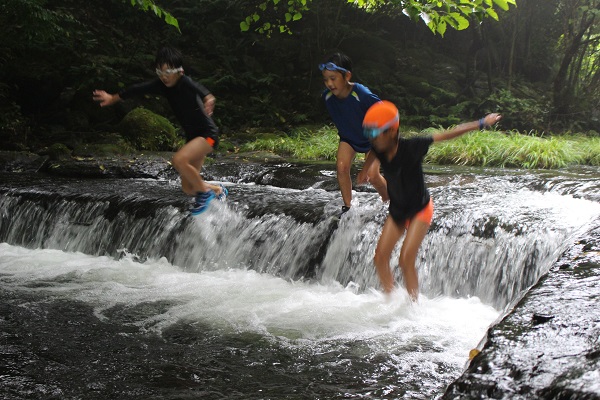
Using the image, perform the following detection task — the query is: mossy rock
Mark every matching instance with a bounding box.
[118,107,183,151]
[46,143,72,161]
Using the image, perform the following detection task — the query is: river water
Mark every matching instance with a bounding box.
[0,163,599,399]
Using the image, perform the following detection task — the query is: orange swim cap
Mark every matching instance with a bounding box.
[362,100,400,139]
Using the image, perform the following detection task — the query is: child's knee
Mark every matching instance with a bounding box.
[337,161,351,175]
[398,252,416,270]
[171,153,186,169]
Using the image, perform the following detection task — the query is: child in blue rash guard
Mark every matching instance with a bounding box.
[93,46,226,215]
[320,52,389,216]
[360,100,502,300]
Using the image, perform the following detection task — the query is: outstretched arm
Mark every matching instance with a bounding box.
[433,113,502,143]
[92,90,122,107]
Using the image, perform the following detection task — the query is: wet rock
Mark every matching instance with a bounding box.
[442,220,600,400]
[39,153,176,179]
[531,313,554,325]
[0,151,48,173]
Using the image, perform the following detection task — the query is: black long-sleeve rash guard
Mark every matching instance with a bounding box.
[118,75,218,141]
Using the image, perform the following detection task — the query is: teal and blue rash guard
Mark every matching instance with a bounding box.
[323,83,381,153]
[374,136,434,223]
[118,76,219,143]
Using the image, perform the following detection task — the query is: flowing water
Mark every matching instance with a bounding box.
[0,163,599,399]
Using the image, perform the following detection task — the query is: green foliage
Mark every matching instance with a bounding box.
[118,107,183,151]
[0,109,30,151]
[129,0,180,31]
[425,130,595,169]
[240,0,307,35]
[572,135,600,166]
[483,89,547,131]
[1,0,598,155]
[238,125,599,169]
[497,133,576,169]
[397,0,516,36]
[240,125,340,160]
[241,0,516,36]
[0,0,73,45]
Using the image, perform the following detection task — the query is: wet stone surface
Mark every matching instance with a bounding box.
[443,220,600,400]
[0,150,175,179]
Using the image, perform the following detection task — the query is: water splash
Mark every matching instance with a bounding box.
[1,169,599,311]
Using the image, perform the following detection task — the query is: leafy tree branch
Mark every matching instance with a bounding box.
[129,0,180,31]
[241,0,517,36]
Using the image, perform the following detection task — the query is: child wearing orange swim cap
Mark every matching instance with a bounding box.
[359,101,502,300]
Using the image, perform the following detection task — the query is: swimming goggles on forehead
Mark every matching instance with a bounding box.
[318,62,348,74]
[363,114,400,139]
[155,67,183,77]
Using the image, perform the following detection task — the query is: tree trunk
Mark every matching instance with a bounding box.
[552,12,595,117]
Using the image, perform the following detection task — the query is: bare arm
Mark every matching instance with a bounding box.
[357,150,378,184]
[433,113,502,143]
[203,94,216,116]
[92,90,122,107]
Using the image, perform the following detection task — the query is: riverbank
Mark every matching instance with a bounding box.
[238,126,600,169]
[3,126,599,180]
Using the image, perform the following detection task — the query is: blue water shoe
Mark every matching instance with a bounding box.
[190,190,216,215]
[217,184,228,201]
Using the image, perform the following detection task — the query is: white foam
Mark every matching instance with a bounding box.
[0,243,498,364]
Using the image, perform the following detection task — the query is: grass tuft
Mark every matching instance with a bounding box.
[425,129,591,169]
[239,125,340,160]
[239,125,600,169]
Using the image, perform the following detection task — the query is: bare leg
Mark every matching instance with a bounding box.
[336,141,356,208]
[373,216,405,294]
[181,160,223,195]
[172,137,212,196]
[364,152,389,202]
[398,219,430,300]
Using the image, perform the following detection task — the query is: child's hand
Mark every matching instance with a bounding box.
[92,90,116,107]
[482,113,502,128]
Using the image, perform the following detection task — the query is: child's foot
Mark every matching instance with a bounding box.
[340,205,350,216]
[216,184,228,201]
[190,190,216,215]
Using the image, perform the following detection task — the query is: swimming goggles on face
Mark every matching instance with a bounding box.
[318,62,348,74]
[363,114,399,139]
[155,67,183,77]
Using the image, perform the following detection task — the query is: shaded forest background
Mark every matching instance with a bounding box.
[0,0,598,154]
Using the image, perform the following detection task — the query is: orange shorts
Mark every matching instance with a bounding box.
[186,133,218,148]
[404,198,434,229]
[205,137,216,147]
